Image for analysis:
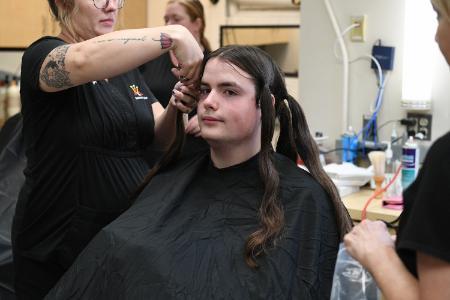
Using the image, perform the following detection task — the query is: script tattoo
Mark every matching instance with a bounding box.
[95,36,147,44]
[152,33,173,49]
[40,45,73,89]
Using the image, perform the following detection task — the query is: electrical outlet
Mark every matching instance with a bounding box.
[406,113,432,140]
[350,15,367,42]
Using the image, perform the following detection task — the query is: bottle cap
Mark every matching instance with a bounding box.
[385,142,393,160]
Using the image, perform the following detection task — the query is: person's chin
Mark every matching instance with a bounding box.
[97,24,115,34]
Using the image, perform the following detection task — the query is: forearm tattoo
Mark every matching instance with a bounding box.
[152,33,173,49]
[40,45,73,89]
[95,36,147,44]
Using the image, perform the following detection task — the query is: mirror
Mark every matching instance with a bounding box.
[220,25,300,77]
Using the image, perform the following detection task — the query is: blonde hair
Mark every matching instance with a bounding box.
[47,0,82,42]
[432,0,450,20]
[167,0,211,51]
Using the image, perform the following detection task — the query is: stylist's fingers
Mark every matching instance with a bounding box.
[172,67,201,87]
[171,27,203,85]
[171,89,197,113]
[185,116,201,135]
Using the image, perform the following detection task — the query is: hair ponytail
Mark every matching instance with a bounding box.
[278,96,353,239]
[244,84,284,268]
[132,111,186,200]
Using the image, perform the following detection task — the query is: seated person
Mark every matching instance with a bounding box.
[45,45,352,299]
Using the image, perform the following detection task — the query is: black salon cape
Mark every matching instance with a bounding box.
[46,152,340,299]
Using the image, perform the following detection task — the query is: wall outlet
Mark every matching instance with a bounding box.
[406,112,432,140]
[350,15,367,42]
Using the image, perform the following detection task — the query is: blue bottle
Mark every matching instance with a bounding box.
[342,127,358,163]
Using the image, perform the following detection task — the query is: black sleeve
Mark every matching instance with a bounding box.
[21,37,66,92]
[397,133,450,267]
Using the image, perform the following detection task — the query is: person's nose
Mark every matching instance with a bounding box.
[104,0,119,11]
[200,90,218,110]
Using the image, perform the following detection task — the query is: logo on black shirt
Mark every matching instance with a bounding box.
[129,84,148,100]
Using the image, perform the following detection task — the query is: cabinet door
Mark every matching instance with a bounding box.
[0,2,59,48]
[0,1,146,48]
[116,0,148,30]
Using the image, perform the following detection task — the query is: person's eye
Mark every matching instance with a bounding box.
[199,88,210,98]
[224,89,237,96]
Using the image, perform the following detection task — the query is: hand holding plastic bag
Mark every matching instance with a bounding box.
[331,243,381,300]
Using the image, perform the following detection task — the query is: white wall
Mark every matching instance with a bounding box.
[147,0,226,50]
[0,51,23,77]
[299,0,450,147]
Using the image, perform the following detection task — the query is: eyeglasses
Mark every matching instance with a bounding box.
[92,0,125,9]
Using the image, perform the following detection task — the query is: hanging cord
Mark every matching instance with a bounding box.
[361,163,402,220]
[333,24,384,86]
[357,72,388,151]
[333,23,386,152]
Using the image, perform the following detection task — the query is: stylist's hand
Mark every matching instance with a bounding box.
[170,81,198,114]
[344,220,395,272]
[185,116,201,137]
[169,25,203,86]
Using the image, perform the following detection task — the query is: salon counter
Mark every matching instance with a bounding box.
[342,189,402,223]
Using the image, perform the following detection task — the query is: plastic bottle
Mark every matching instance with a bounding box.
[401,136,420,189]
[6,79,21,117]
[0,80,6,124]
[384,142,402,198]
[342,126,358,163]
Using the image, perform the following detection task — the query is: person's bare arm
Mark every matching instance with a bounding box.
[344,220,419,300]
[417,252,450,300]
[39,25,202,92]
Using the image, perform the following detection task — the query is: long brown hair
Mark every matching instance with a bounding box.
[167,0,211,51]
[432,0,450,19]
[135,45,352,268]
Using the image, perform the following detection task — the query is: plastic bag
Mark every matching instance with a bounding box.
[330,243,381,300]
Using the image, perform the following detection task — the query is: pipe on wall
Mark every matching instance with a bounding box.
[324,0,349,134]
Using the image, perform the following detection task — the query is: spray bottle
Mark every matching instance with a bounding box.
[342,126,358,163]
[401,136,420,190]
[384,142,402,199]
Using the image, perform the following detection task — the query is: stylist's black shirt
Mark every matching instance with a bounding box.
[396,132,450,276]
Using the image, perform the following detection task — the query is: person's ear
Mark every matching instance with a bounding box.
[193,17,202,33]
[54,0,67,12]
[271,94,275,107]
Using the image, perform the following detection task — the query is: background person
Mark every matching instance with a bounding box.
[46,45,352,299]
[344,1,450,299]
[140,0,212,164]
[12,0,203,298]
[140,0,211,109]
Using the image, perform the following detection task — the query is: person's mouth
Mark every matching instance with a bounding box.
[100,18,115,26]
[202,116,222,124]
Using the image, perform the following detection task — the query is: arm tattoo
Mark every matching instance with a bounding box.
[152,33,173,49]
[95,36,147,44]
[40,45,73,89]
